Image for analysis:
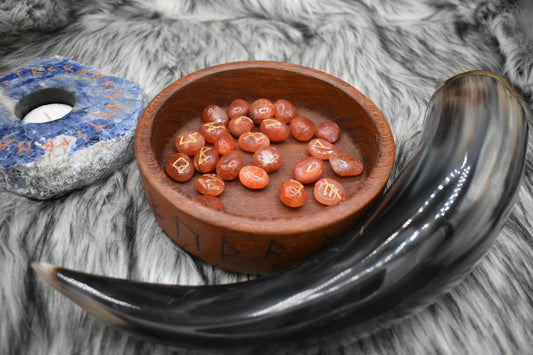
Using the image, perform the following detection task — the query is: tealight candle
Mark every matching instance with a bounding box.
[23,103,73,124]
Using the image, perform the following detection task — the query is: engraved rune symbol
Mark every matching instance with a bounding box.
[90,72,105,80]
[179,132,198,144]
[264,240,286,260]
[0,138,12,150]
[97,112,115,121]
[148,191,163,220]
[78,130,88,141]
[198,146,211,164]
[198,176,220,191]
[221,237,240,260]
[17,142,31,154]
[90,123,106,131]
[177,218,201,251]
[323,179,342,199]
[249,132,265,142]
[205,122,223,132]
[312,139,329,150]
[107,92,123,100]
[264,119,281,127]
[306,161,320,173]
[288,185,304,196]
[172,156,190,173]
[104,103,121,111]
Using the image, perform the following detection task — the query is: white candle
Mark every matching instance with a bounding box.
[23,103,73,124]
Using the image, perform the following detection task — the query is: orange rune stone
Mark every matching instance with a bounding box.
[307,138,337,160]
[250,98,275,124]
[215,132,237,154]
[253,146,282,173]
[239,166,269,189]
[228,99,250,120]
[260,118,290,142]
[165,153,194,182]
[290,116,316,142]
[279,179,307,207]
[293,156,325,184]
[192,195,226,212]
[199,121,227,143]
[202,104,229,125]
[216,150,243,181]
[329,152,364,177]
[316,121,340,143]
[314,178,346,206]
[196,173,225,196]
[193,145,219,173]
[274,98,297,123]
[238,131,270,153]
[228,115,254,137]
[175,130,205,156]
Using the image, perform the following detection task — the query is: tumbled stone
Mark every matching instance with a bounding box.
[279,179,306,208]
[314,178,346,205]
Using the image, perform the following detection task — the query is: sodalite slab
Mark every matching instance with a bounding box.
[0,56,146,199]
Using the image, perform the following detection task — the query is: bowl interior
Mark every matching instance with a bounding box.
[137,62,394,236]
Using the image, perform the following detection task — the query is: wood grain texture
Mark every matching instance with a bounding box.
[135,61,395,274]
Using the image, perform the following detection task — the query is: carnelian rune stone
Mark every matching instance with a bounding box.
[293,156,325,184]
[238,131,270,153]
[228,99,250,120]
[193,145,219,173]
[196,173,225,196]
[199,121,227,143]
[316,121,340,143]
[165,152,194,182]
[279,179,306,208]
[175,130,205,156]
[307,138,337,160]
[239,165,269,189]
[290,116,316,142]
[314,178,346,206]
[329,152,364,177]
[274,98,297,123]
[250,98,275,124]
[260,118,290,142]
[216,150,243,181]
[228,115,254,137]
[192,195,226,212]
[202,104,229,125]
[215,132,237,154]
[253,146,282,173]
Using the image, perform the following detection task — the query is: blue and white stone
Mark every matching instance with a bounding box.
[0,56,145,199]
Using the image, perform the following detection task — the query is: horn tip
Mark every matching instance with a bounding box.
[31,262,60,285]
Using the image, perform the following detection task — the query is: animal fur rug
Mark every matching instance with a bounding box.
[1,0,532,354]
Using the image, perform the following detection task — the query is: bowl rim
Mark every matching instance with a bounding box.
[135,60,395,236]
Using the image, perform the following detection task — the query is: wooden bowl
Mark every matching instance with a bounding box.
[135,61,395,275]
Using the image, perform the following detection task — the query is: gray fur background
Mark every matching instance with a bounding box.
[1,0,532,354]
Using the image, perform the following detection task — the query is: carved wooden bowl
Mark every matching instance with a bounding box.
[135,61,395,275]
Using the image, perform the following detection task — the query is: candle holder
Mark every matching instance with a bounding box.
[0,56,145,199]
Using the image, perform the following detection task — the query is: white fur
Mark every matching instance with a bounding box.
[0,0,531,354]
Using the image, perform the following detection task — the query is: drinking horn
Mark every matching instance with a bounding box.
[32,71,528,348]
